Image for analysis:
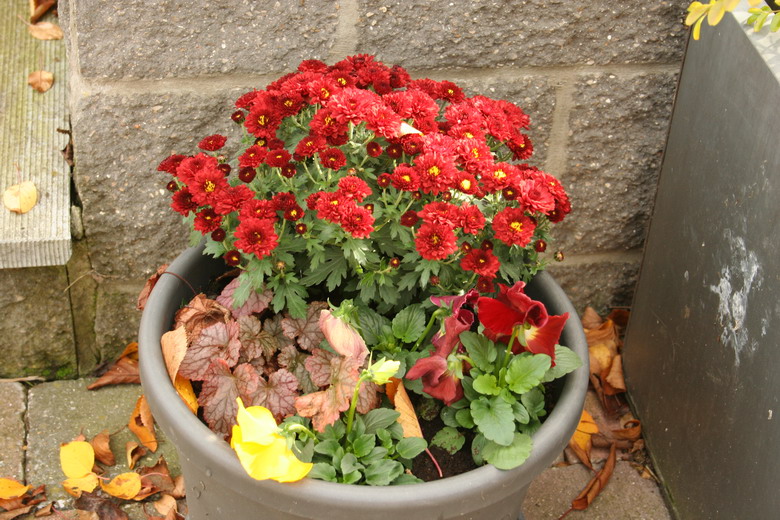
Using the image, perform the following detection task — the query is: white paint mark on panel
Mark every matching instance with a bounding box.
[709,230,763,366]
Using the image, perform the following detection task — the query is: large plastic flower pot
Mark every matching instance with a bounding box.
[138,245,589,520]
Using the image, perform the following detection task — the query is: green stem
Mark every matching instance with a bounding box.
[497,327,521,378]
[411,308,447,352]
[344,374,367,439]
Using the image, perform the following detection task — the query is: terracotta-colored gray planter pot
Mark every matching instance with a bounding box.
[138,245,588,520]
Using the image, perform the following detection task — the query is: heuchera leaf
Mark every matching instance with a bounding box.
[199,359,258,438]
[278,344,318,394]
[356,380,380,414]
[264,313,295,351]
[178,321,241,381]
[256,368,299,420]
[282,301,328,351]
[174,293,231,338]
[238,315,278,362]
[217,277,273,318]
[304,348,336,387]
[296,352,362,432]
[232,363,261,404]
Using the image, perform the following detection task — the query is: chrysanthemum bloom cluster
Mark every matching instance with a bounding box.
[158,55,570,317]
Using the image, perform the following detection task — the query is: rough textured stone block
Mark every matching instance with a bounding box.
[0,267,76,379]
[26,379,179,502]
[95,283,146,364]
[455,73,556,166]
[556,71,678,255]
[71,89,248,280]
[0,383,26,480]
[62,0,340,80]
[357,0,687,70]
[547,256,641,314]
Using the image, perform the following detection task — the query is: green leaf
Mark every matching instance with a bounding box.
[300,250,348,291]
[351,434,376,459]
[440,406,459,428]
[505,353,551,395]
[521,388,546,420]
[340,453,364,475]
[188,229,202,247]
[512,401,530,425]
[470,396,515,446]
[541,346,583,383]
[232,273,253,308]
[364,459,404,486]
[308,462,338,482]
[461,376,479,402]
[471,433,488,465]
[431,426,466,455]
[356,307,391,346]
[203,238,227,258]
[362,408,400,435]
[341,470,363,484]
[482,433,533,470]
[459,332,498,372]
[771,12,780,32]
[472,373,501,396]
[313,439,342,458]
[455,408,475,429]
[392,304,427,343]
[362,446,389,464]
[391,473,423,485]
[396,437,427,459]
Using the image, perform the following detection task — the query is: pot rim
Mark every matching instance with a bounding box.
[138,244,589,510]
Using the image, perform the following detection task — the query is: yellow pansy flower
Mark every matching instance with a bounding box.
[230,398,312,483]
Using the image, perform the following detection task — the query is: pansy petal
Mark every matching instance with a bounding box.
[477,297,524,336]
[526,313,569,361]
[236,398,278,445]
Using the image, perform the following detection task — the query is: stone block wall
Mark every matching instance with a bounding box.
[56,0,688,374]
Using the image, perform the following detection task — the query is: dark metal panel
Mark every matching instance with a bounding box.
[624,13,780,520]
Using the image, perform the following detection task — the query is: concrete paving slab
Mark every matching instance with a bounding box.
[0,382,26,480]
[25,379,179,511]
[523,460,672,520]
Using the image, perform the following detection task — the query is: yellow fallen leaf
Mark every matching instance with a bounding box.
[0,477,30,499]
[100,472,142,500]
[588,343,614,376]
[28,70,54,92]
[174,374,198,414]
[27,21,63,40]
[125,441,147,470]
[62,473,99,498]
[3,181,38,214]
[161,326,188,382]
[60,441,95,479]
[569,410,599,470]
[385,377,423,438]
[153,493,178,516]
[129,395,158,452]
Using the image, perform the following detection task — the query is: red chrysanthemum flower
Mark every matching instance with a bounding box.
[390,164,420,192]
[176,153,218,184]
[309,108,348,138]
[284,205,305,221]
[280,162,297,179]
[238,145,266,168]
[386,143,403,159]
[377,173,392,188]
[366,141,382,158]
[245,98,281,138]
[389,64,411,88]
[460,249,501,279]
[189,166,230,207]
[314,192,350,223]
[339,203,375,239]
[327,87,377,124]
[234,217,279,259]
[458,204,486,235]
[272,192,298,211]
[492,207,536,247]
[224,249,241,266]
[214,185,254,215]
[412,152,458,195]
[438,80,465,103]
[400,210,420,227]
[194,208,222,233]
[264,148,292,168]
[166,180,178,192]
[171,188,198,216]
[418,202,459,227]
[415,222,458,260]
[364,104,403,139]
[211,228,226,242]
[305,191,324,211]
[456,138,493,175]
[476,276,495,293]
[157,154,186,175]
[197,134,227,151]
[401,135,424,156]
[294,134,327,158]
[240,199,277,221]
[455,171,478,195]
[238,167,257,183]
[507,134,534,161]
[318,147,347,170]
[516,177,556,214]
[295,223,308,235]
[231,110,245,124]
[337,176,372,201]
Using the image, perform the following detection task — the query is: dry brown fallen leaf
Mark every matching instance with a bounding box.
[129,395,158,452]
[385,377,423,438]
[161,327,187,382]
[30,0,56,23]
[125,441,147,470]
[27,21,63,40]
[568,410,599,470]
[87,342,140,390]
[559,443,617,519]
[3,181,38,214]
[137,264,169,311]
[28,70,54,92]
[89,430,115,467]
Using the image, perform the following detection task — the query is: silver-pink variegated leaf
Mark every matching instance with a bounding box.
[178,320,241,381]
